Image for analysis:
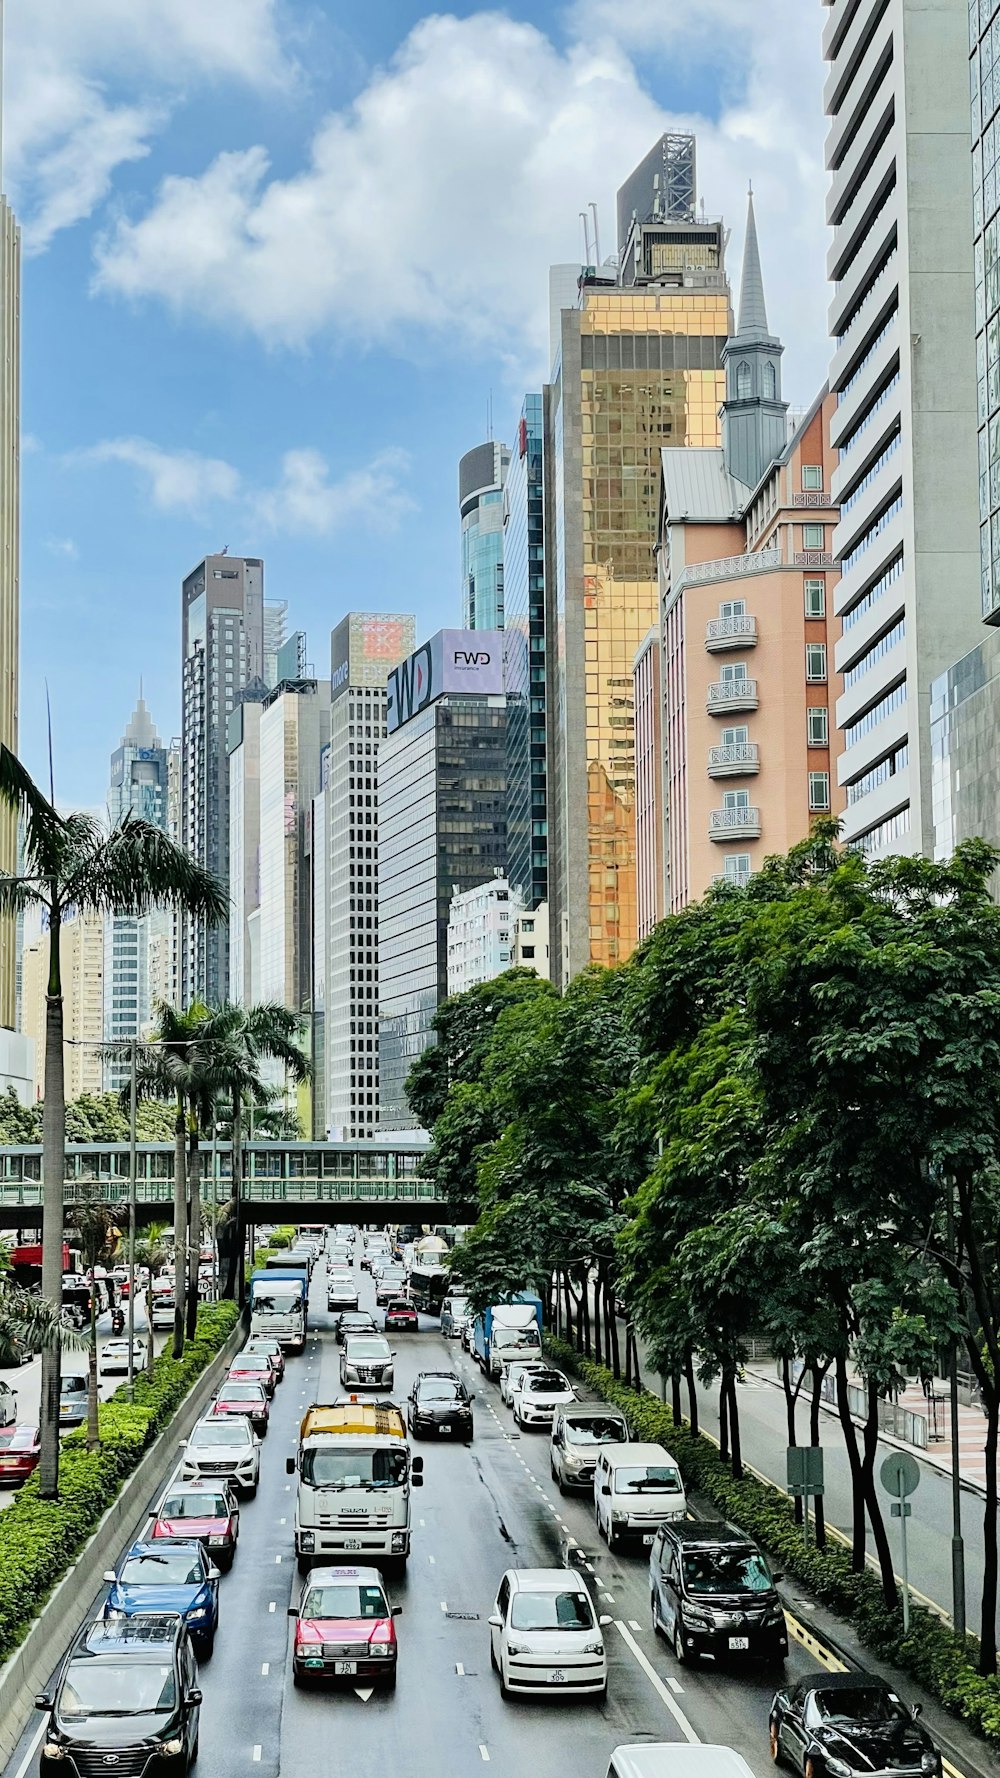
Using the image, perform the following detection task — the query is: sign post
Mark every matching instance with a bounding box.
[786,1446,825,1548]
[880,1451,920,1631]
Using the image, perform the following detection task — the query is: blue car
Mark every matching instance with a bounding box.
[103,1540,220,1657]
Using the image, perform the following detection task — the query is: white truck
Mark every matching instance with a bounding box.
[286,1402,423,1573]
[473,1296,543,1379]
[249,1266,308,1352]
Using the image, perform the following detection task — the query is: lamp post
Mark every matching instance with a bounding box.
[126,1039,138,1399]
[946,1182,966,1635]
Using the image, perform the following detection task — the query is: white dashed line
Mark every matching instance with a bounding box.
[279,1517,286,1525]
[456,1662,465,1675]
[252,1746,262,1762]
[629,1619,641,1631]
[268,1601,276,1613]
[440,1600,448,1612]
[261,1662,269,1676]
[479,1745,491,1762]
[428,1554,436,1565]
[275,1555,282,1564]
[601,1592,616,1604]
[668,1676,684,1694]
[614,1622,699,1742]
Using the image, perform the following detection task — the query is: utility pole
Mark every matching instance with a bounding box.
[126,1039,138,1398]
[947,1182,966,1634]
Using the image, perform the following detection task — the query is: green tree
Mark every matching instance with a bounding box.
[73,1200,120,1450]
[0,746,227,1498]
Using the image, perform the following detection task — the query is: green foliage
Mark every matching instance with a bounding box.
[0,1300,239,1661]
[0,1089,178,1146]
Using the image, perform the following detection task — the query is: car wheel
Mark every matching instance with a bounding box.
[673,1622,689,1665]
[198,1633,215,1660]
[297,1554,311,1576]
[245,1483,257,1500]
[769,1721,783,1767]
[651,1593,662,1638]
[804,1760,820,1778]
[189,1733,199,1767]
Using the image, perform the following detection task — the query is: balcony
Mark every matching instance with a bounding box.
[708,742,760,778]
[713,869,752,889]
[707,678,758,713]
[675,548,781,594]
[710,805,761,841]
[705,614,758,653]
[793,552,836,570]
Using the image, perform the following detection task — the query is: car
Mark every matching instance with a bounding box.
[227,1353,277,1397]
[500,1357,549,1408]
[37,1614,201,1778]
[769,1674,942,1778]
[550,1403,628,1492]
[58,1373,87,1428]
[607,1750,755,1778]
[151,1479,240,1571]
[489,1567,610,1700]
[328,1278,360,1312]
[375,1269,407,1307]
[340,1335,395,1390]
[440,1293,470,1339]
[407,1371,474,1441]
[385,1299,418,1333]
[289,1564,401,1688]
[103,1539,221,1658]
[99,1335,149,1375]
[245,1334,286,1380]
[649,1520,787,1666]
[512,1368,575,1429]
[596,1444,687,1549]
[212,1379,270,1437]
[181,1414,261,1496]
[335,1310,378,1346]
[0,1422,40,1484]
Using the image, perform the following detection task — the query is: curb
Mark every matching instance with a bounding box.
[0,1316,246,1769]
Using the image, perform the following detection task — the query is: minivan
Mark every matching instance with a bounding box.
[594,1442,686,1550]
[440,1294,470,1339]
[550,1402,628,1492]
[607,1747,756,1778]
[648,1519,788,1666]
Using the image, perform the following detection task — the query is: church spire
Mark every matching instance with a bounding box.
[721,186,787,490]
[737,187,769,337]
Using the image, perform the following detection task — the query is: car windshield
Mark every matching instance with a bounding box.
[0,1426,34,1449]
[494,1325,540,1350]
[252,1290,300,1310]
[387,1301,412,1313]
[564,1416,627,1447]
[509,1590,595,1632]
[219,1384,265,1402]
[160,1492,228,1518]
[683,1550,771,1593]
[61,1377,87,1394]
[300,1448,408,1490]
[302,1583,388,1620]
[811,1688,909,1727]
[340,1317,374,1332]
[615,1465,682,1492]
[60,1661,177,1718]
[247,1341,279,1354]
[190,1420,250,1448]
[347,1341,390,1360]
[527,1373,568,1394]
[120,1551,203,1585]
[419,1379,461,1400]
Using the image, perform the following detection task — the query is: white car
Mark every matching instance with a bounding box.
[327,1277,360,1311]
[181,1414,261,1496]
[513,1368,576,1429]
[501,1359,549,1408]
[489,1568,609,1699]
[99,1337,148,1375]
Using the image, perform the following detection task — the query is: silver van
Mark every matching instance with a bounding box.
[594,1441,687,1551]
[550,1403,628,1492]
[440,1294,470,1339]
[608,1749,756,1778]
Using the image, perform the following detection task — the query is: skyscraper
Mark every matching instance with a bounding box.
[103,696,168,1089]
[227,691,267,1006]
[824,0,979,856]
[180,554,264,1006]
[460,441,511,630]
[23,911,104,1101]
[256,671,331,1018]
[545,133,731,985]
[503,395,548,911]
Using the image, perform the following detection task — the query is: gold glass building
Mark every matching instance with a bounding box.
[546,188,732,985]
[0,194,21,1031]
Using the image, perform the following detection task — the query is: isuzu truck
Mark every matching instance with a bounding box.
[286,1401,423,1573]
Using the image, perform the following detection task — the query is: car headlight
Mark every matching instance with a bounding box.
[187,1607,208,1619]
[369,1641,392,1657]
[161,1737,184,1757]
[506,1640,530,1655]
[920,1758,938,1776]
[209,1534,228,1546]
[391,1531,407,1552]
[300,1531,315,1552]
[823,1760,852,1777]
[584,1641,605,1655]
[681,1604,712,1627]
[105,1607,125,1621]
[42,1744,66,1760]
[611,1509,628,1524]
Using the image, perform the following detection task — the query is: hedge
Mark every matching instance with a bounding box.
[545,1335,1000,1750]
[0,1300,240,1663]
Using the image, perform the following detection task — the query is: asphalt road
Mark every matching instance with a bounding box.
[3,1265,844,1778]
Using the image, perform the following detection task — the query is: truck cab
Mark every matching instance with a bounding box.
[286,1401,423,1574]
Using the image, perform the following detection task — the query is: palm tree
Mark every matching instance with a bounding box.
[0,746,228,1496]
[135,1224,170,1376]
[74,1201,120,1450]
[0,1283,82,1366]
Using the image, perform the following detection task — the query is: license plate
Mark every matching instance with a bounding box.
[642,1534,654,1545]
[728,1636,749,1650]
[343,1538,361,1551]
[548,1670,565,1683]
[335,1661,357,1675]
[440,1424,452,1434]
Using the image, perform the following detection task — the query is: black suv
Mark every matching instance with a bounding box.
[37,1613,202,1776]
[407,1371,474,1441]
[649,1519,788,1666]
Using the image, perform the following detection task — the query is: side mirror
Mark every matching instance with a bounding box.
[286,1456,295,1476]
[187,1688,203,1707]
[287,1605,298,1618]
[207,1566,220,1581]
[488,1614,502,1629]
[412,1472,424,1488]
[391,1605,402,1617]
[601,1484,612,1497]
[912,1704,923,1721]
[771,1572,784,1584]
[103,1570,117,1584]
[178,1439,188,1449]
[34,1694,52,1710]
[411,1456,424,1473]
[469,1393,476,1402]
[599,1614,613,1626]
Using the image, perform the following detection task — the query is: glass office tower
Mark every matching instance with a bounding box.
[460,440,511,629]
[503,395,547,910]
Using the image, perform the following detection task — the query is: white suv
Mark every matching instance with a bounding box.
[181,1415,261,1496]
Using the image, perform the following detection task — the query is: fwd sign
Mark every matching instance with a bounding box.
[453,650,491,667]
[387,642,433,734]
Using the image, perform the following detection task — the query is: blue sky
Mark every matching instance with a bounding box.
[6,0,828,811]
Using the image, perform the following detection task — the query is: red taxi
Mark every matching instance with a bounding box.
[0,1423,40,1484]
[289,1565,400,1688]
[211,1380,269,1437]
[384,1299,418,1333]
[245,1336,285,1381]
[227,1353,277,1397]
[151,1479,240,1570]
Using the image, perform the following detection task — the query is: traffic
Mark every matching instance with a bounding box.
[6,1224,949,1778]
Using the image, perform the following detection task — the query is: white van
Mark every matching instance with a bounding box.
[608,1749,755,1778]
[594,1441,686,1551]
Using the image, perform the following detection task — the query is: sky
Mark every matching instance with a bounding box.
[4,0,830,812]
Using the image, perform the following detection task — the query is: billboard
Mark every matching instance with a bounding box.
[386,629,504,734]
[330,612,417,702]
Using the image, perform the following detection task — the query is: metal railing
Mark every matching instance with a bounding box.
[678,548,781,588]
[0,1178,438,1209]
[791,492,828,507]
[708,742,759,774]
[710,806,761,838]
[793,551,836,569]
[712,869,751,887]
[705,614,758,648]
[707,678,758,710]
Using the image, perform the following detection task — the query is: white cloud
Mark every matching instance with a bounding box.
[4,0,292,252]
[45,537,79,560]
[91,5,831,394]
[75,437,413,536]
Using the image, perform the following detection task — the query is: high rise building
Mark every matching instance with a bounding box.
[103,696,168,1088]
[320,612,415,1141]
[823,0,980,856]
[256,671,331,1019]
[545,132,731,985]
[460,441,510,630]
[446,876,516,996]
[503,395,548,911]
[227,691,267,1006]
[971,4,1000,627]
[180,554,264,1005]
[378,630,506,1128]
[22,910,104,1101]
[263,599,288,688]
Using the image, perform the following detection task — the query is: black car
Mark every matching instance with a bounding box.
[37,1614,202,1777]
[649,1520,788,1666]
[770,1674,941,1778]
[335,1310,378,1347]
[407,1371,474,1442]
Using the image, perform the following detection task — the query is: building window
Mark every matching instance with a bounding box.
[719,599,746,618]
[720,725,749,746]
[804,578,826,618]
[722,854,751,878]
[723,789,750,811]
[721,662,748,683]
[736,361,751,399]
[801,465,823,491]
[802,523,825,549]
[809,772,831,810]
[807,707,829,746]
[806,643,828,682]
[763,362,777,399]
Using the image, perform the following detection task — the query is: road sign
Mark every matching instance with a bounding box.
[786,1446,825,1495]
[880,1451,920,1499]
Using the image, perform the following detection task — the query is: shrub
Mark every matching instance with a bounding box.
[545,1335,1000,1750]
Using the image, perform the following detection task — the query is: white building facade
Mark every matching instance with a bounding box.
[446,877,516,997]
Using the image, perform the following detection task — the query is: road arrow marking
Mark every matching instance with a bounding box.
[354,1687,374,1701]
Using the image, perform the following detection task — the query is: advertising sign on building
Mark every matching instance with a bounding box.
[386,629,504,734]
[331,612,417,701]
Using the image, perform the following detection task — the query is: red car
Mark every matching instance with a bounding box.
[0,1423,40,1484]
[384,1300,418,1333]
[212,1381,269,1437]
[151,1480,240,1571]
[245,1337,285,1381]
[289,1565,400,1688]
[227,1355,276,1397]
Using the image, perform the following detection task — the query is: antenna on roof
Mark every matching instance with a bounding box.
[579,210,592,263]
[589,202,601,267]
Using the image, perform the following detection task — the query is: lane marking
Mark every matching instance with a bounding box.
[615,1620,700,1744]
[275,1554,282,1563]
[355,1686,374,1701]
[628,1618,641,1631]
[440,1600,448,1611]
[279,1517,286,1525]
[268,1601,276,1613]
[261,1662,269,1676]
[456,1661,465,1675]
[13,1716,46,1778]
[479,1745,491,1762]
[601,1592,616,1604]
[252,1746,262,1763]
[667,1676,684,1695]
[428,1554,436,1565]
[785,1610,845,1674]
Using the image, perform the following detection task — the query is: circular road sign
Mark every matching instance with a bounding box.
[880,1451,920,1498]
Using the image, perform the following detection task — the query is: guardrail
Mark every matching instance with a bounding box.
[0,1178,437,1209]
